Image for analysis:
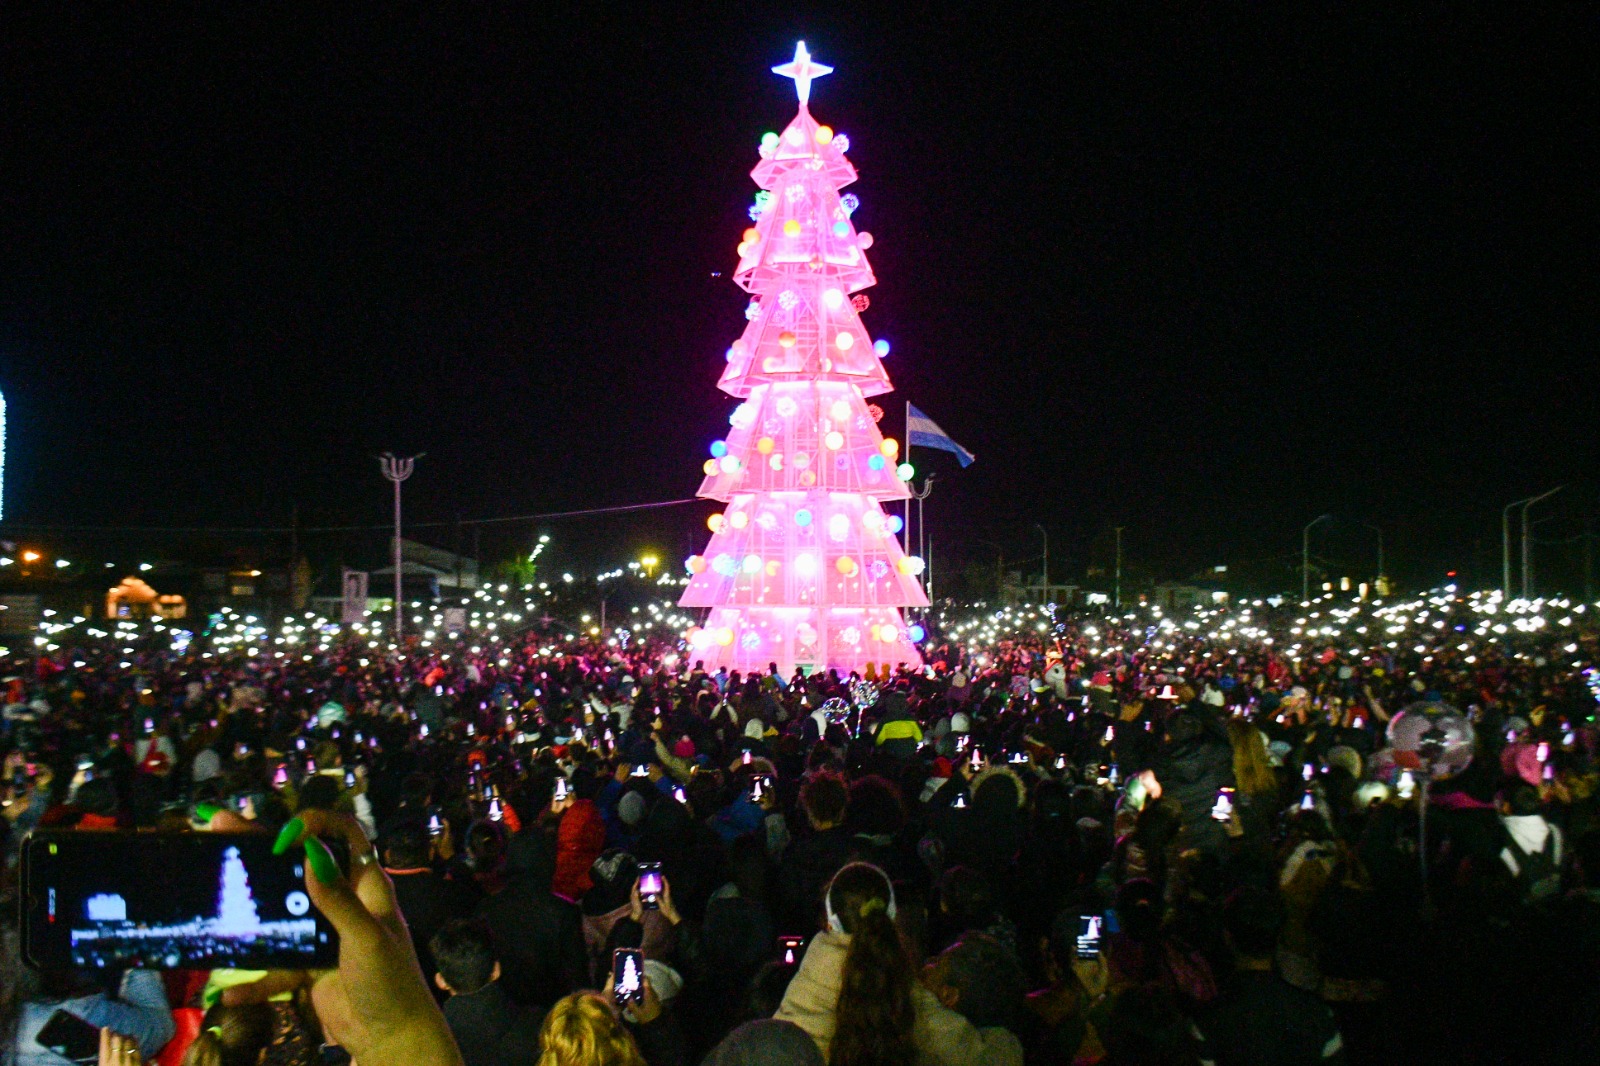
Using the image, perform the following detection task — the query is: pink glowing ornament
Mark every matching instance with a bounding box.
[680,42,927,675]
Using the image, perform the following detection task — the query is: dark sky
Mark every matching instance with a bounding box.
[0,7,1595,589]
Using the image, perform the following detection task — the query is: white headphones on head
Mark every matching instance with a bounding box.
[823,862,897,934]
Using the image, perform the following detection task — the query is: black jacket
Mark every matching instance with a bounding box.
[441,982,544,1066]
[476,876,588,1008]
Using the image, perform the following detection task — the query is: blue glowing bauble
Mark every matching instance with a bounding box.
[709,440,728,458]
[840,193,860,216]
[794,509,813,527]
[867,454,886,470]
[832,220,850,237]
[908,624,926,643]
[741,630,763,650]
[886,515,904,534]
[713,554,738,577]
[874,339,891,356]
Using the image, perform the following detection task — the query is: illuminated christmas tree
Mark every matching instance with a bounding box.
[214,846,262,936]
[682,43,928,676]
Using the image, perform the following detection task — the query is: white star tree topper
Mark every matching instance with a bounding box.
[772,41,832,106]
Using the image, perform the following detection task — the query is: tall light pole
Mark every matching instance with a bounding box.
[1302,514,1333,602]
[1034,522,1048,591]
[379,452,421,644]
[1113,526,1124,609]
[1522,485,1564,598]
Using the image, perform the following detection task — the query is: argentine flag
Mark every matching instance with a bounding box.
[907,404,975,467]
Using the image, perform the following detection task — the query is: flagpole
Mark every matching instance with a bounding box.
[904,401,913,572]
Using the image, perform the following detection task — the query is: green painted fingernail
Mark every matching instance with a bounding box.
[194,803,220,823]
[273,817,305,856]
[304,836,339,884]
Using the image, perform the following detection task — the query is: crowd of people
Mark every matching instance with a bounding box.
[5,587,1600,1065]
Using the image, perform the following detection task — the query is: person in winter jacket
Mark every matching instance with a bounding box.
[775,862,1022,1066]
[549,772,607,902]
[873,691,924,761]
[1152,711,1235,856]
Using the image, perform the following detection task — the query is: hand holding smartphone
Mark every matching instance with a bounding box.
[612,947,645,1006]
[35,1010,101,1063]
[637,863,663,910]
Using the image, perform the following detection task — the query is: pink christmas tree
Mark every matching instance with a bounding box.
[681,43,928,677]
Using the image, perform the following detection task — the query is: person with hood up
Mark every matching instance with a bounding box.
[1151,711,1235,856]
[873,691,923,761]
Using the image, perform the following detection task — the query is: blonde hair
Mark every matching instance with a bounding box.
[1227,719,1277,797]
[537,993,646,1066]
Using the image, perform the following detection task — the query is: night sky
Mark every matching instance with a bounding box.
[0,8,1594,589]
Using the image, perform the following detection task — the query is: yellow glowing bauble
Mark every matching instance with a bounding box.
[869,624,882,641]
[765,560,781,576]
[736,241,751,257]
[830,399,851,421]
[814,125,833,144]
[835,332,855,350]
[783,219,802,237]
[762,356,781,372]
[742,227,759,242]
[702,459,720,475]
[898,556,925,576]
[729,511,749,529]
[756,436,775,454]
[707,514,726,533]
[880,625,899,643]
[716,628,735,646]
[686,556,707,574]
[824,431,845,450]
[778,331,797,348]
[880,438,899,457]
[836,556,858,575]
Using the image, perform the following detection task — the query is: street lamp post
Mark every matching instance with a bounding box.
[379,452,421,644]
[1113,526,1124,609]
[1302,514,1333,602]
[1034,522,1049,592]
[1522,485,1564,598]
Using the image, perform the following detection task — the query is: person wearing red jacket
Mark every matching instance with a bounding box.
[549,776,606,903]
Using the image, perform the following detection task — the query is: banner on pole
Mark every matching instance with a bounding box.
[341,569,369,624]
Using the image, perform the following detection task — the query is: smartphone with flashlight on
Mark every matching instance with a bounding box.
[1211,787,1235,822]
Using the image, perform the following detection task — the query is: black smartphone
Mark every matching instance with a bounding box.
[21,831,341,971]
[637,862,663,910]
[1075,914,1104,959]
[778,934,805,965]
[612,947,645,1006]
[630,763,650,778]
[36,1009,102,1063]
